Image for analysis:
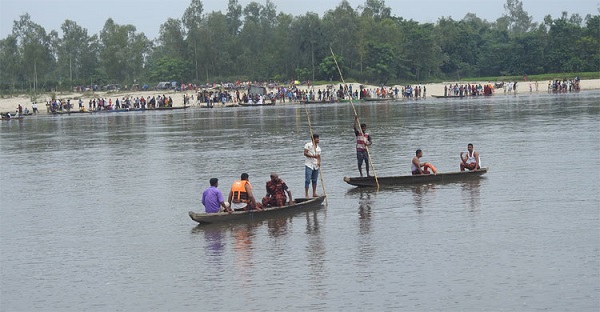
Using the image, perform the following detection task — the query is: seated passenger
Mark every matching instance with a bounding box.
[202,178,232,213]
[460,143,481,171]
[262,173,293,207]
[228,173,261,211]
[411,149,436,175]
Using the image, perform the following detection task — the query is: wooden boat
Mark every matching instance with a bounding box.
[151,106,189,110]
[52,110,92,114]
[200,103,239,108]
[363,97,394,102]
[91,108,146,113]
[1,116,24,121]
[300,99,336,104]
[189,196,325,225]
[343,168,488,187]
[431,95,465,98]
[238,102,276,107]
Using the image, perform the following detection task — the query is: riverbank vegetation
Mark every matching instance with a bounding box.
[0,0,598,94]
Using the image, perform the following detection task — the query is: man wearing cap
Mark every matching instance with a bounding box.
[228,173,261,211]
[262,173,293,207]
[304,134,321,198]
[202,178,232,213]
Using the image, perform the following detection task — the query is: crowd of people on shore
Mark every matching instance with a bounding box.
[43,94,178,113]
[444,83,495,96]
[4,77,587,116]
[547,78,580,93]
[193,83,434,107]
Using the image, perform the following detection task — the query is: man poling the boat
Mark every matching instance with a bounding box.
[328,46,379,189]
[354,115,372,177]
[460,143,481,171]
[228,173,262,211]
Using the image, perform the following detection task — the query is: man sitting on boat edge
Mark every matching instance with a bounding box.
[411,149,437,175]
[262,173,293,207]
[460,143,481,171]
[202,178,232,213]
[228,173,262,211]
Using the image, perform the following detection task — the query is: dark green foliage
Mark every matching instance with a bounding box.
[0,0,598,92]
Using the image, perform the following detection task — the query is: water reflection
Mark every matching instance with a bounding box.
[201,226,226,256]
[411,184,436,213]
[356,191,375,271]
[305,209,327,300]
[267,217,289,237]
[357,191,373,235]
[460,179,482,212]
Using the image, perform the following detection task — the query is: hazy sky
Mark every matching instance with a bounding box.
[1,0,598,40]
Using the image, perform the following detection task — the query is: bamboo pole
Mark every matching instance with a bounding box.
[329,47,379,190]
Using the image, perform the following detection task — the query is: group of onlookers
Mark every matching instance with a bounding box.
[548,78,580,93]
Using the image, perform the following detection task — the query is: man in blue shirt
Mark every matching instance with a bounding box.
[202,178,231,213]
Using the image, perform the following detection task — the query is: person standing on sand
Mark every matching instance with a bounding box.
[304,134,321,198]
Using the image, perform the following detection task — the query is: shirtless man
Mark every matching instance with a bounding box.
[460,143,480,171]
[411,149,427,175]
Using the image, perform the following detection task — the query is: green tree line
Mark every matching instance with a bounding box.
[0,0,598,92]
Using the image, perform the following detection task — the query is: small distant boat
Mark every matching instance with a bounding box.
[300,99,336,104]
[343,168,488,187]
[1,116,24,121]
[52,110,92,115]
[239,102,276,107]
[362,97,395,102]
[91,108,146,113]
[431,95,465,99]
[150,106,189,110]
[189,196,325,225]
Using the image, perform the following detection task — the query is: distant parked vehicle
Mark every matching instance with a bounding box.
[103,84,120,91]
[156,82,172,90]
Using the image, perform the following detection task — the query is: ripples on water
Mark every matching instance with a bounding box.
[1,91,598,311]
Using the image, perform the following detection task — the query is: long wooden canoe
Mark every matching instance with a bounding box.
[431,95,465,98]
[151,106,189,110]
[189,196,325,224]
[91,108,146,113]
[52,110,92,115]
[239,102,276,107]
[1,116,24,121]
[363,97,395,101]
[299,99,336,104]
[343,168,488,187]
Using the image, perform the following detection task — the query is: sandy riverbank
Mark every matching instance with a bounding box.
[1,79,598,115]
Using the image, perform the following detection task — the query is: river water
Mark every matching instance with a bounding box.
[1,91,598,311]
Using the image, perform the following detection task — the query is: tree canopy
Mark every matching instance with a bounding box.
[0,0,597,92]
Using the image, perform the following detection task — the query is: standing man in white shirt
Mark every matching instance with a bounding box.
[303,134,321,198]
